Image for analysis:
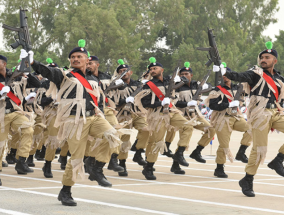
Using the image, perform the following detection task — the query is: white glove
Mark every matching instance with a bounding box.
[162,97,171,106]
[187,100,197,107]
[229,100,239,108]
[213,65,220,72]
[283,103,284,108]
[220,64,226,75]
[174,76,181,83]
[115,79,124,86]
[25,92,37,101]
[126,96,134,104]
[141,79,149,84]
[0,86,10,96]
[19,49,34,63]
[202,83,209,90]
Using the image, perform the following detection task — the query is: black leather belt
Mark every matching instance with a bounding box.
[5,108,15,114]
[265,103,277,109]
[70,109,95,117]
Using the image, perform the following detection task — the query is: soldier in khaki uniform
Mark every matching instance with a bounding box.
[138,57,194,180]
[25,40,122,206]
[206,63,252,178]
[222,42,284,197]
[164,62,215,174]
[0,54,40,176]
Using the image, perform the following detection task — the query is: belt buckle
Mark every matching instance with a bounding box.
[5,109,11,114]
[271,104,275,109]
[86,111,90,117]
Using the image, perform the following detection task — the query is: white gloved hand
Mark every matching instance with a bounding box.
[24,72,29,76]
[174,76,181,83]
[0,86,10,96]
[19,49,34,64]
[220,64,226,75]
[202,83,209,90]
[115,79,124,86]
[141,79,149,84]
[25,92,37,101]
[187,100,197,107]
[126,96,134,104]
[162,97,171,106]
[229,100,239,108]
[213,65,220,72]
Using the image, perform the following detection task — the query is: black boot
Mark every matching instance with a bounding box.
[107,153,124,172]
[6,148,17,164]
[42,161,53,178]
[235,145,248,163]
[2,161,8,167]
[55,148,61,154]
[26,155,35,167]
[190,145,206,163]
[58,186,77,206]
[162,142,174,157]
[170,160,185,174]
[268,153,284,176]
[35,150,40,160]
[133,149,147,166]
[214,164,228,178]
[173,146,189,167]
[85,156,95,174]
[89,161,112,187]
[0,178,2,186]
[60,156,67,170]
[142,162,156,180]
[15,156,34,174]
[37,146,46,161]
[118,159,128,176]
[239,174,255,197]
[130,139,138,152]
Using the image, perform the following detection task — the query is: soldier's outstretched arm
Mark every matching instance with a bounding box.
[225,70,257,85]
[26,73,41,88]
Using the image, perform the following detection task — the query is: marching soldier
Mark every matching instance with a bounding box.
[138,57,194,180]
[164,62,216,174]
[24,39,122,206]
[219,42,284,197]
[205,62,252,178]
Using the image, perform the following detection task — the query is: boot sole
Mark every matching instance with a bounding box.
[239,180,255,197]
[88,176,112,187]
[214,173,228,178]
[142,170,156,180]
[189,155,206,163]
[58,194,77,206]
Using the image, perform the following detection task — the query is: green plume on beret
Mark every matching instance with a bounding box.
[78,39,86,48]
[149,57,156,63]
[118,59,125,65]
[265,41,273,50]
[18,59,21,63]
[87,51,90,58]
[12,66,16,72]
[46,58,53,64]
[222,62,227,68]
[184,62,190,68]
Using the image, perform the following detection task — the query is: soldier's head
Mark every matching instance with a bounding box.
[259,41,278,71]
[179,62,193,82]
[69,39,89,70]
[222,75,231,85]
[116,59,132,81]
[148,57,164,79]
[0,55,7,71]
[87,56,100,76]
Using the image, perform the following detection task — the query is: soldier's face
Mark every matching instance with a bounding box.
[118,67,132,80]
[260,53,277,69]
[87,61,99,74]
[222,76,231,85]
[70,53,89,69]
[0,60,6,71]
[150,66,163,78]
[180,71,193,82]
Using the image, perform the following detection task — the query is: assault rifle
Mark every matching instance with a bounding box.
[2,7,33,85]
[231,84,244,116]
[197,28,224,86]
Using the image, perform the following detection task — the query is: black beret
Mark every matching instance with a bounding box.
[89,56,99,61]
[0,55,7,63]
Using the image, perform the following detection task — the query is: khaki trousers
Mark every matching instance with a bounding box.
[0,112,33,159]
[215,116,251,164]
[60,141,69,156]
[62,115,115,186]
[165,117,215,147]
[246,109,284,175]
[146,113,193,163]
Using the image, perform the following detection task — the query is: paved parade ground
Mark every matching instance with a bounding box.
[0,129,284,215]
